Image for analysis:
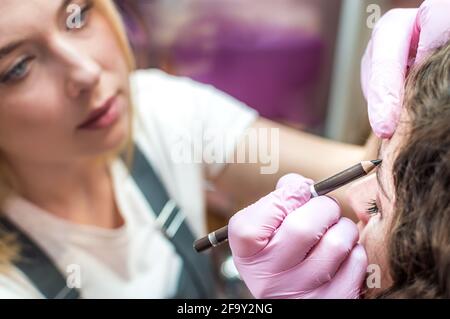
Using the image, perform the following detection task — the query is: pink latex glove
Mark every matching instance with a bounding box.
[228,174,368,299]
[362,0,450,138]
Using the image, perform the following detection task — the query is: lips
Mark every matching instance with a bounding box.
[77,95,118,129]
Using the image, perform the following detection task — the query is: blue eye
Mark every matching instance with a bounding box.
[78,4,92,27]
[1,57,33,84]
[67,1,94,30]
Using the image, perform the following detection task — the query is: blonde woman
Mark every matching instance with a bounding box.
[0,0,445,298]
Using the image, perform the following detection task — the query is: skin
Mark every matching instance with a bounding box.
[0,0,130,228]
[0,0,373,232]
[346,112,410,295]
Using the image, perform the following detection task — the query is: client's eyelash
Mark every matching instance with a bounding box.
[366,199,379,215]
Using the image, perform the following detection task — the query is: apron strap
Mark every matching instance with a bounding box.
[127,144,217,298]
[0,218,80,299]
[0,143,216,299]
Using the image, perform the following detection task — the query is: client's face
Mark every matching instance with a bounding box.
[347,115,409,294]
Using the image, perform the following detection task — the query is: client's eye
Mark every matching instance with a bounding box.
[366,199,379,215]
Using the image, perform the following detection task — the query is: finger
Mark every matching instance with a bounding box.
[260,196,341,273]
[415,0,450,62]
[365,8,417,138]
[361,37,374,101]
[297,218,359,288]
[313,244,368,299]
[228,177,312,258]
[276,173,314,190]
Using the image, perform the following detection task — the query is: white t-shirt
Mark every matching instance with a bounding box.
[0,69,257,299]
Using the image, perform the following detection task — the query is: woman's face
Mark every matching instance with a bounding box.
[0,0,130,165]
[347,117,409,293]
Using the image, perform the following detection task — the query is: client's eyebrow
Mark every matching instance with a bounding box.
[376,145,391,200]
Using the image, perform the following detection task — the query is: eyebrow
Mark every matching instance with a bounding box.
[0,41,24,59]
[375,145,391,200]
[0,0,72,60]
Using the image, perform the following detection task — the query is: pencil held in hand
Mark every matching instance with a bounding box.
[194,160,381,253]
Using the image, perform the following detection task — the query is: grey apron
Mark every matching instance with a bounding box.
[0,144,216,299]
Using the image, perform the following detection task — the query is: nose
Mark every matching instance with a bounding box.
[66,59,101,98]
[50,37,101,99]
[345,174,378,226]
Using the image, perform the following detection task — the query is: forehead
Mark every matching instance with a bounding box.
[378,110,411,196]
[0,0,63,39]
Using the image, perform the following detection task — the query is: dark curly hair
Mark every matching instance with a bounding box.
[376,41,450,298]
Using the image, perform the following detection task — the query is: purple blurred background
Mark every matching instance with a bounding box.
[114,0,342,132]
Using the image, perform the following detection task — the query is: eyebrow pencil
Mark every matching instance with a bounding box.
[193,159,382,253]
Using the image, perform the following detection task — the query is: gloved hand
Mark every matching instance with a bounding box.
[362,0,450,138]
[228,174,368,299]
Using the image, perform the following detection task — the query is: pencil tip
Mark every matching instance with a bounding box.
[371,159,382,166]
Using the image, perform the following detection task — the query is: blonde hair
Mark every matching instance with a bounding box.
[95,0,136,71]
[0,0,136,267]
